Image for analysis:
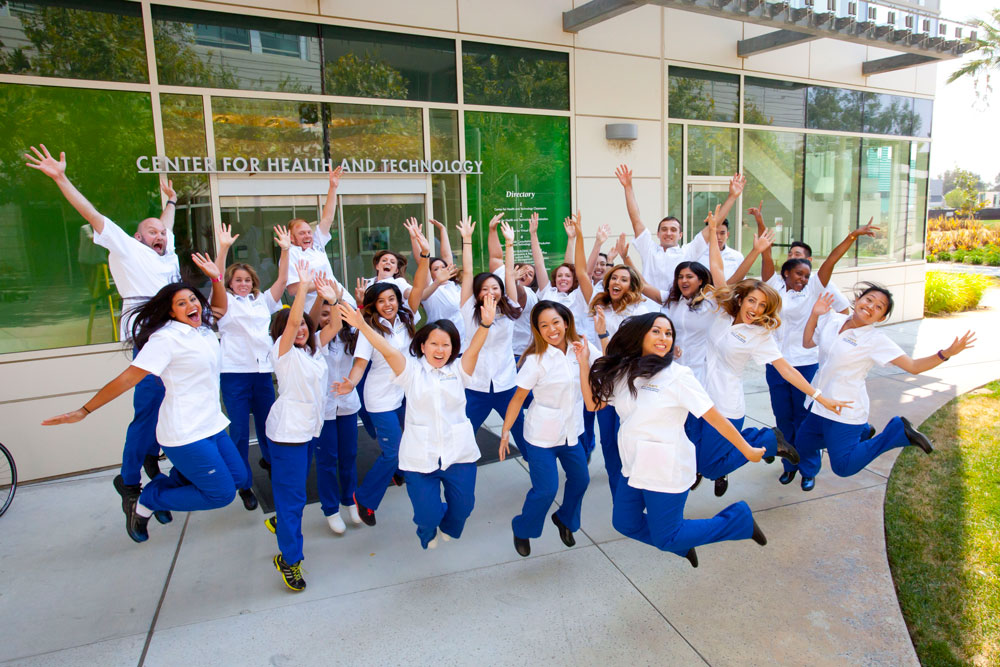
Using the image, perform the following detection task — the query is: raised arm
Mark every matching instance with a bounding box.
[699,173,746,245]
[529,212,549,290]
[41,365,150,425]
[458,217,477,306]
[214,223,239,276]
[313,275,345,347]
[802,293,834,349]
[338,304,407,376]
[191,251,227,320]
[571,212,594,305]
[487,213,504,272]
[25,145,104,232]
[269,224,291,302]
[563,216,577,264]
[615,164,646,238]
[500,219,517,298]
[572,339,598,411]
[705,204,727,288]
[586,224,610,279]
[159,179,177,232]
[279,261,312,357]
[727,228,774,285]
[407,224,432,314]
[317,164,343,237]
[818,218,878,286]
[771,357,852,415]
[890,330,976,375]
[461,293,496,377]
[748,201,775,281]
[430,218,454,266]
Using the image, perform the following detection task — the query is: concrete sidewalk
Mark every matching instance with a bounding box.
[3,290,999,667]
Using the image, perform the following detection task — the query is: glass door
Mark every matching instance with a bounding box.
[338,193,426,291]
[685,180,732,244]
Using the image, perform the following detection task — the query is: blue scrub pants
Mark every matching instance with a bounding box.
[684,413,703,449]
[596,405,622,497]
[139,429,248,512]
[403,463,477,549]
[465,385,526,452]
[313,413,359,515]
[580,408,597,458]
[612,476,754,557]
[354,405,406,511]
[122,347,164,486]
[793,412,909,479]
[269,440,312,564]
[696,416,777,480]
[765,363,817,476]
[513,441,590,539]
[356,363,377,439]
[220,371,275,481]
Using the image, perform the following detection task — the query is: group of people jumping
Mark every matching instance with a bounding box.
[31,143,976,592]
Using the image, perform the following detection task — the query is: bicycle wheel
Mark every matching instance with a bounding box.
[0,442,16,517]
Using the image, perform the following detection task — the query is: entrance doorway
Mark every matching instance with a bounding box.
[684,179,732,244]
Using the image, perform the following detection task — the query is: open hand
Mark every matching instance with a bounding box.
[331,375,355,396]
[192,252,221,280]
[25,144,66,180]
[500,220,515,244]
[41,408,88,426]
[944,330,977,358]
[615,164,632,189]
[812,292,835,317]
[479,293,497,327]
[572,337,590,365]
[218,223,239,248]
[337,303,364,329]
[528,211,539,235]
[457,216,476,240]
[752,228,774,254]
[328,164,343,190]
[596,224,611,245]
[273,224,290,250]
[728,173,746,198]
[354,277,366,305]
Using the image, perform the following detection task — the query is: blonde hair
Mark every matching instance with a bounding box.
[224,263,261,296]
[589,265,644,314]
[710,279,782,331]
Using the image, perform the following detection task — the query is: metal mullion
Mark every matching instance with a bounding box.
[421,106,433,241]
[456,38,468,222]
[157,84,459,110]
[140,0,165,203]
[462,103,572,118]
[0,74,150,92]
[202,93,223,254]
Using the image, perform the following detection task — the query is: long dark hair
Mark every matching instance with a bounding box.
[409,319,461,365]
[854,281,894,319]
[589,312,675,404]
[362,282,415,337]
[471,272,522,324]
[515,262,538,291]
[666,261,713,310]
[269,308,318,355]
[430,257,460,285]
[130,282,215,352]
[317,298,358,355]
[519,300,581,364]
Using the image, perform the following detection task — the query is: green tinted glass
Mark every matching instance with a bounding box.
[462,42,569,110]
[744,76,806,128]
[863,92,914,136]
[465,112,570,271]
[859,138,909,265]
[323,25,456,102]
[430,109,461,245]
[0,0,147,82]
[212,96,323,161]
[669,67,739,123]
[807,86,863,133]
[803,134,861,264]
[327,103,423,164]
[743,129,804,261]
[908,141,930,260]
[668,124,683,218]
[687,126,738,176]
[0,83,159,353]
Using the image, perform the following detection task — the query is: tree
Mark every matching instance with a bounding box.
[947,8,1000,101]
[943,168,987,216]
[939,167,986,194]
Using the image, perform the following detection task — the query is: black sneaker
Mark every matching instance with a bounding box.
[273,554,306,592]
[153,510,172,524]
[143,454,162,481]
[551,512,575,548]
[112,474,141,515]
[689,472,702,491]
[684,547,699,568]
[714,475,729,497]
[124,495,149,543]
[901,417,933,454]
[391,472,405,487]
[353,494,376,526]
[239,488,258,511]
[751,518,767,546]
[772,427,800,465]
[265,516,277,534]
[259,457,272,479]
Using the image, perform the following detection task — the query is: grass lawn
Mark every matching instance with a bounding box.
[885,381,1000,666]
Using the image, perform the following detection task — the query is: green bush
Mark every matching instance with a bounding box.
[927,254,938,263]
[924,271,994,315]
[953,249,968,262]
[965,254,984,265]
[987,253,1000,267]
[937,251,953,261]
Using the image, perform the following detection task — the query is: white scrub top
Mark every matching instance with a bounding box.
[663,295,716,387]
[266,340,328,443]
[491,266,538,356]
[516,341,601,448]
[685,231,746,280]
[631,229,702,292]
[422,280,466,340]
[218,290,283,373]
[287,227,356,312]
[353,315,412,413]
[705,310,783,419]
[321,334,361,419]
[765,273,850,367]
[460,298,519,392]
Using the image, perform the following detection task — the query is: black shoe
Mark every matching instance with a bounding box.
[801,476,815,492]
[862,425,876,441]
[714,476,728,497]
[153,510,172,524]
[353,494,376,526]
[751,519,767,546]
[112,474,141,515]
[391,472,405,487]
[259,457,272,479]
[123,494,149,543]
[689,472,702,491]
[514,534,531,557]
[763,456,775,464]
[778,470,797,485]
[551,513,575,548]
[143,454,162,481]
[273,554,306,592]
[684,547,699,568]
[239,488,258,511]
[772,427,800,465]
[901,417,933,454]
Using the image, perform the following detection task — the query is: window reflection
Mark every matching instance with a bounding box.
[687,126,738,176]
[668,124,683,217]
[462,42,569,110]
[807,86,863,133]
[859,138,910,265]
[907,141,930,260]
[744,77,806,128]
[668,67,739,123]
[327,103,423,164]
[743,130,804,260]
[863,92,914,136]
[803,135,861,264]
[213,96,324,161]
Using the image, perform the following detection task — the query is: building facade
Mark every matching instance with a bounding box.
[1,0,963,481]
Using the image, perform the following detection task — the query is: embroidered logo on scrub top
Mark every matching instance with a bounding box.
[842,334,860,347]
[639,383,661,393]
[730,330,749,344]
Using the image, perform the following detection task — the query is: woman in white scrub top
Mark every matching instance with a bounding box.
[793,284,976,490]
[588,312,768,568]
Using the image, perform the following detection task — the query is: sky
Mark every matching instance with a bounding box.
[929,0,1000,185]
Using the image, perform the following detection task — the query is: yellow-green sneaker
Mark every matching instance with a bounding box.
[265,516,277,534]
[273,554,306,592]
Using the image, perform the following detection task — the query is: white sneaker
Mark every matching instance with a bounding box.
[327,513,346,535]
[440,533,451,542]
[346,504,362,525]
[427,535,439,549]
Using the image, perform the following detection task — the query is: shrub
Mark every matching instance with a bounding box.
[927,254,938,263]
[965,254,983,265]
[937,251,952,262]
[987,254,1000,267]
[953,249,968,262]
[924,271,994,315]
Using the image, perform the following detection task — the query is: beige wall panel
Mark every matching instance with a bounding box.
[865,47,918,92]
[902,281,926,321]
[4,392,136,482]
[740,23,810,79]
[574,50,661,119]
[859,264,907,286]
[914,63,938,96]
[190,0,320,14]
[0,349,132,404]
[663,9,742,69]
[458,0,573,46]
[320,0,458,31]
[572,4,661,58]
[904,262,927,284]
[575,116,661,178]
[576,176,660,240]
[809,38,867,86]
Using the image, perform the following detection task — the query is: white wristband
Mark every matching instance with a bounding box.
[811,388,822,400]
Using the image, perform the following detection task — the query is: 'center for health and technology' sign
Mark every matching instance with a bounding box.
[136,155,483,175]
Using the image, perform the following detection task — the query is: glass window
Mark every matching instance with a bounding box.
[908,141,930,260]
[668,67,739,123]
[327,103,423,165]
[212,96,324,162]
[863,92,913,136]
[743,130,804,262]
[859,138,910,265]
[668,124,683,218]
[323,25,456,103]
[0,83,160,353]
[464,112,571,270]
[803,134,861,264]
[0,0,147,82]
[687,126,738,176]
[806,86,863,133]
[430,109,461,246]
[910,98,933,139]
[744,77,806,128]
[462,42,569,110]
[152,6,321,93]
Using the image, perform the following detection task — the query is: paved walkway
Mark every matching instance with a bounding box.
[4,290,1000,666]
